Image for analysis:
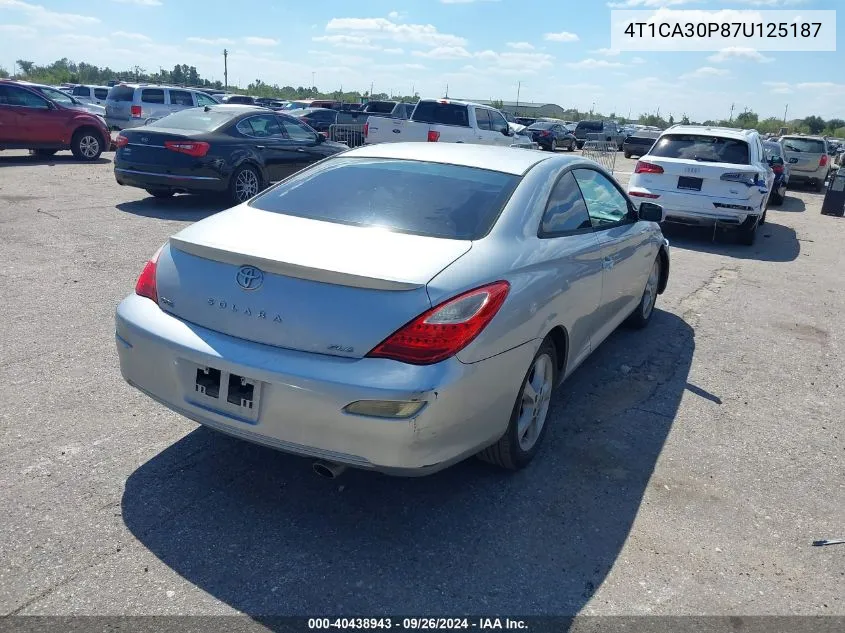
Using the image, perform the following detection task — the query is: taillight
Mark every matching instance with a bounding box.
[363,122,369,137]
[427,130,441,142]
[540,130,550,136]
[164,140,210,157]
[135,247,163,303]
[772,164,783,174]
[130,105,142,118]
[820,154,829,167]
[634,161,664,174]
[115,135,129,148]
[366,281,510,365]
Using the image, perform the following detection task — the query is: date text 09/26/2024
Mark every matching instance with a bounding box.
[307,618,528,630]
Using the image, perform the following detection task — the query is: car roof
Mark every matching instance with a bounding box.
[341,142,568,176]
[663,124,757,140]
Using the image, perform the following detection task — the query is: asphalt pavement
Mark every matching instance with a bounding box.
[0,149,842,618]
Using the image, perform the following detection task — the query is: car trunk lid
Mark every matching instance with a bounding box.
[116,128,212,171]
[637,156,761,201]
[154,205,472,357]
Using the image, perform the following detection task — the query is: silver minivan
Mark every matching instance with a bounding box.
[104,84,219,130]
[780,135,830,192]
[70,84,111,106]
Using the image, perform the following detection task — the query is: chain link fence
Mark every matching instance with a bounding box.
[581,132,618,174]
[328,124,366,148]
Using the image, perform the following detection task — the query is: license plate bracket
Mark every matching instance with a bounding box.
[182,361,262,423]
[677,176,703,191]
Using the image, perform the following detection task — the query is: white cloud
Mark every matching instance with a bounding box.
[506,42,534,50]
[731,0,806,5]
[474,50,555,70]
[312,34,379,50]
[708,47,774,63]
[544,31,579,42]
[631,56,646,64]
[111,0,162,5]
[413,46,472,59]
[0,23,35,35]
[112,30,151,41]
[763,81,793,94]
[243,36,279,46]
[680,66,730,79]
[607,0,698,7]
[325,17,466,47]
[592,47,621,56]
[187,36,234,45]
[440,0,500,3]
[0,0,99,29]
[567,58,625,69]
[383,47,404,54]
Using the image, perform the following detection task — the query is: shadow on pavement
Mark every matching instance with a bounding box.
[0,153,111,166]
[772,195,806,213]
[122,309,694,622]
[116,195,232,221]
[662,220,800,262]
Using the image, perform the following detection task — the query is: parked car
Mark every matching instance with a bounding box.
[113,104,347,204]
[115,143,669,477]
[523,121,577,152]
[222,95,256,105]
[622,130,661,159]
[779,135,830,192]
[282,99,343,111]
[290,108,374,147]
[627,125,774,245]
[0,79,110,160]
[762,139,789,205]
[574,120,627,150]
[364,98,535,148]
[105,84,219,130]
[514,117,538,127]
[68,84,111,106]
[18,81,107,117]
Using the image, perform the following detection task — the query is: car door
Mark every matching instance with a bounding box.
[573,168,657,341]
[195,92,217,107]
[472,107,496,144]
[277,115,336,173]
[93,88,109,105]
[535,171,604,372]
[0,85,66,145]
[168,89,196,115]
[235,114,299,182]
[71,85,91,104]
[139,88,167,121]
[0,85,25,143]
[488,109,514,146]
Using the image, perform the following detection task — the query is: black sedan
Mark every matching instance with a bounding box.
[622,131,660,159]
[523,121,577,152]
[113,105,348,204]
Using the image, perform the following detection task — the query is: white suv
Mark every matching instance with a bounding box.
[627,125,775,245]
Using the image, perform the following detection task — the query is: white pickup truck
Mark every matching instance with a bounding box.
[363,98,536,149]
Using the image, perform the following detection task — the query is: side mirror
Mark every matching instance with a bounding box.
[637,201,664,223]
[315,133,325,143]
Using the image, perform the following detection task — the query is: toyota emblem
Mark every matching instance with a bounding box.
[236,265,264,291]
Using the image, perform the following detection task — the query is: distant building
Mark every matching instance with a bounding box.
[458,99,568,119]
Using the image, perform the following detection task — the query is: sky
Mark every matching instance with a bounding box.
[0,0,842,122]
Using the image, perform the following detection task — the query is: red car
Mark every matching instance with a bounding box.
[0,79,111,161]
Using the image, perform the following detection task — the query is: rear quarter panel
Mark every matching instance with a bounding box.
[364,116,428,144]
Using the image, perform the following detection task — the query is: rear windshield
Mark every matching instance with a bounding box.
[649,134,750,165]
[364,101,397,113]
[576,121,601,130]
[412,102,470,127]
[250,157,520,240]
[149,108,233,131]
[108,86,134,102]
[528,122,555,130]
[781,137,826,154]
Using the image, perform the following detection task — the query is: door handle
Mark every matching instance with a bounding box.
[255,145,265,150]
[296,148,306,152]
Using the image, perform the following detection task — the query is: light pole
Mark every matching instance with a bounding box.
[516,81,521,114]
[223,49,228,91]
[783,103,789,124]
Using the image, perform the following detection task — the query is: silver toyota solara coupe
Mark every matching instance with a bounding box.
[115,142,670,477]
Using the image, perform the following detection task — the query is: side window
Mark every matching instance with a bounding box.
[489,110,510,134]
[474,108,492,131]
[141,89,165,104]
[279,116,318,141]
[196,93,216,107]
[0,86,50,109]
[169,90,194,107]
[573,168,631,229]
[236,115,284,138]
[94,88,109,100]
[540,172,593,237]
[72,86,89,97]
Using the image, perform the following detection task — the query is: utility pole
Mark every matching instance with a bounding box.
[223,49,228,92]
[370,81,374,97]
[312,71,315,89]
[783,103,789,124]
[516,81,521,112]
[445,83,449,98]
[728,102,735,122]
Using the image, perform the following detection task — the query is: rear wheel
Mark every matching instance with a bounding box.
[624,151,631,159]
[815,179,824,193]
[769,183,784,206]
[567,140,576,151]
[549,139,557,152]
[146,189,174,199]
[229,164,262,204]
[738,216,758,246]
[626,256,661,329]
[477,340,557,471]
[70,129,103,161]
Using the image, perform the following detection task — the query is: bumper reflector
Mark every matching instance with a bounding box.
[343,400,426,419]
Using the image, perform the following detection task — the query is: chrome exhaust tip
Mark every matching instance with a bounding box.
[312,460,347,479]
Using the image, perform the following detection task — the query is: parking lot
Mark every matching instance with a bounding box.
[0,148,843,617]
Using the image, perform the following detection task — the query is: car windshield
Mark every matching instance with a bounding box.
[250,157,520,240]
[781,138,826,154]
[528,122,554,130]
[148,108,233,131]
[39,87,75,105]
[763,143,782,159]
[649,134,750,164]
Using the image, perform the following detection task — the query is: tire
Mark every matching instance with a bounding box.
[31,149,57,158]
[477,339,558,471]
[550,139,557,152]
[626,256,661,329]
[624,151,631,159]
[738,216,758,246]
[146,189,174,199]
[769,184,784,206]
[70,128,103,161]
[229,164,262,205]
[815,179,824,193]
[567,140,575,152]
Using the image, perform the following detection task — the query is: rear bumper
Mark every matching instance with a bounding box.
[629,187,763,225]
[106,117,145,131]
[788,170,826,183]
[115,294,534,475]
[114,167,227,193]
